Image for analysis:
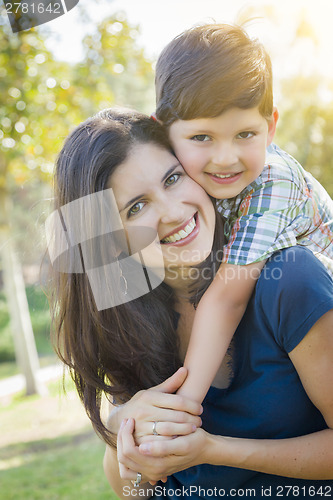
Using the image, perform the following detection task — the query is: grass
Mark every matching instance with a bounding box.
[0,433,116,500]
[0,377,120,500]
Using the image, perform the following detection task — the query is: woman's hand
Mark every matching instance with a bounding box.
[117,417,210,484]
[107,368,202,445]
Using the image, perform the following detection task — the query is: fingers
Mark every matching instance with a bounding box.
[139,434,192,458]
[152,421,197,437]
[147,388,203,417]
[149,477,168,486]
[159,393,203,417]
[117,419,141,478]
[134,414,201,445]
[118,419,170,483]
[146,404,202,425]
[137,434,173,446]
[153,367,188,394]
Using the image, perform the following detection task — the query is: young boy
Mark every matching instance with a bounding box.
[155,24,333,404]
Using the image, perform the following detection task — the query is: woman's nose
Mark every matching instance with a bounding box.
[160,202,186,225]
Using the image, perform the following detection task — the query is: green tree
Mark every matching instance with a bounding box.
[0,7,90,394]
[0,11,68,394]
[0,8,156,394]
[72,13,155,117]
[275,75,333,197]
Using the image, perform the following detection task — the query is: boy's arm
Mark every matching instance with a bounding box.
[177,260,266,403]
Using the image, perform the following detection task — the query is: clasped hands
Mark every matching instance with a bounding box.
[112,367,208,485]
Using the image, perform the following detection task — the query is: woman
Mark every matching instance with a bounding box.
[50,108,333,499]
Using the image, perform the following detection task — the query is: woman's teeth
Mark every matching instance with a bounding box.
[161,216,196,243]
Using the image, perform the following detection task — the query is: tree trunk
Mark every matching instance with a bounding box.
[0,187,47,396]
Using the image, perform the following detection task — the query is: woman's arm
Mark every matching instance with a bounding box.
[138,309,333,479]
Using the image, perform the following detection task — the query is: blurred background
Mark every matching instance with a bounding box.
[0,0,332,498]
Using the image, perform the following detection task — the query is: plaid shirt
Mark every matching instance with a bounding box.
[216,144,333,275]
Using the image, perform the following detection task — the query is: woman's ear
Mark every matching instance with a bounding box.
[267,107,279,146]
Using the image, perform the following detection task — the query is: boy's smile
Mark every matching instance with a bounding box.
[169,106,278,200]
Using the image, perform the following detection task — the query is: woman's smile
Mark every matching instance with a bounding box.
[160,212,198,245]
[108,143,215,269]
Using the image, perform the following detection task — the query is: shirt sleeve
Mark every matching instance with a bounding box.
[256,247,333,353]
[222,173,315,266]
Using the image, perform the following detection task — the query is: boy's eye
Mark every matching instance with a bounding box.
[237,131,255,139]
[190,134,211,142]
[128,201,145,218]
[165,172,181,186]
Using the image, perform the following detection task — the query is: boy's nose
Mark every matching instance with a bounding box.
[212,143,237,167]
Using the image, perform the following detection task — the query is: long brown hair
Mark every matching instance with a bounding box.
[50,108,223,446]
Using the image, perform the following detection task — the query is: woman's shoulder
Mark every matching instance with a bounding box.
[258,247,332,296]
[254,247,333,352]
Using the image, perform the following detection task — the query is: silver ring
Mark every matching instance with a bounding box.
[152,421,159,436]
[133,472,142,487]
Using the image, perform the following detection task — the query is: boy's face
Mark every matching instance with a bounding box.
[168,106,278,199]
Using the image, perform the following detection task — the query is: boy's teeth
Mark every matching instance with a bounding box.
[162,216,196,243]
[214,173,237,179]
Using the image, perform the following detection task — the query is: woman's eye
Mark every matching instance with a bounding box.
[128,201,145,217]
[190,134,211,142]
[165,173,181,186]
[237,131,255,139]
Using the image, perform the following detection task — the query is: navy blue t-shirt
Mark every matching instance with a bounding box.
[151,247,333,499]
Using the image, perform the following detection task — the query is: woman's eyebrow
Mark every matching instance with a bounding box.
[119,163,181,213]
[161,163,180,182]
[120,193,145,213]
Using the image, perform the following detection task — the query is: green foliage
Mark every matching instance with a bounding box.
[0,9,155,191]
[0,292,10,329]
[0,325,14,362]
[72,13,155,117]
[0,292,13,362]
[0,10,79,185]
[25,283,48,310]
[275,76,333,197]
[0,8,155,265]
[0,286,52,362]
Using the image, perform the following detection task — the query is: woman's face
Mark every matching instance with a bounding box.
[108,143,215,274]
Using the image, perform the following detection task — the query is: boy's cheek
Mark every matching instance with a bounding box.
[171,141,206,176]
[175,146,200,167]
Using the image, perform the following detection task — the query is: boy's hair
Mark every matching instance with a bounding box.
[155,23,273,126]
